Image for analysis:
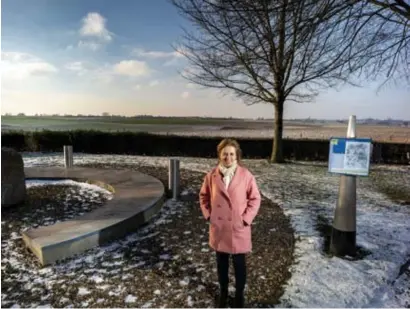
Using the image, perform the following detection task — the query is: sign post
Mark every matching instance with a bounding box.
[328,115,372,257]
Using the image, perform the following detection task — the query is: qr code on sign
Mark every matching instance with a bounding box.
[344,142,369,170]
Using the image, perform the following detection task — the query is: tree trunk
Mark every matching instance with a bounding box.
[271,101,284,163]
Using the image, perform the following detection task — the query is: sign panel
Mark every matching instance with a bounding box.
[328,137,372,176]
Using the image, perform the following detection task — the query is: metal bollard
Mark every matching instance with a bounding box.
[168,158,180,200]
[64,145,73,168]
[330,115,357,257]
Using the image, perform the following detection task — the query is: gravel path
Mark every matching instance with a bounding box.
[1,163,295,308]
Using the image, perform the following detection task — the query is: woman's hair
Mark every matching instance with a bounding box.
[217,138,242,164]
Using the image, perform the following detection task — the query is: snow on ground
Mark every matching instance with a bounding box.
[1,178,113,308]
[26,179,113,198]
[252,163,410,308]
[2,171,215,308]
[8,153,410,307]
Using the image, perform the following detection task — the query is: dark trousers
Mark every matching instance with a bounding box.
[216,251,246,295]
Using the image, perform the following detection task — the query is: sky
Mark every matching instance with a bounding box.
[1,0,409,120]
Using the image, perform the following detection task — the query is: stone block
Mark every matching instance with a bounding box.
[1,147,26,207]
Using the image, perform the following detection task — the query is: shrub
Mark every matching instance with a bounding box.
[2,130,408,164]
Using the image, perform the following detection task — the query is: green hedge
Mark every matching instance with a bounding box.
[2,130,409,164]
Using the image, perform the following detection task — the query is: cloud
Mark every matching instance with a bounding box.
[1,51,58,80]
[132,48,183,59]
[80,12,112,42]
[78,40,102,51]
[113,60,150,77]
[62,59,150,85]
[164,57,184,67]
[2,52,31,62]
[77,12,113,51]
[65,61,89,76]
[149,80,160,87]
[134,84,141,90]
[132,47,186,66]
[181,91,190,99]
[165,46,190,66]
[64,61,114,84]
[88,63,114,84]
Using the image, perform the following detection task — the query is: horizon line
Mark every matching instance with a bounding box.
[1,113,409,122]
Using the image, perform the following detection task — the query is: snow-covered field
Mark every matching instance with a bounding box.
[3,153,410,308]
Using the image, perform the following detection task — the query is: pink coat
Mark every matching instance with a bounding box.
[199,164,261,254]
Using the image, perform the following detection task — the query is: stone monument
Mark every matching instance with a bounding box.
[1,147,26,208]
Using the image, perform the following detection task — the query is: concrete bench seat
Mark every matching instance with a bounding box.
[22,167,165,266]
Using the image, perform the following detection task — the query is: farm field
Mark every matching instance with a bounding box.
[2,115,409,143]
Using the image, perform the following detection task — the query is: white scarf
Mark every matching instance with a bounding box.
[218,161,238,189]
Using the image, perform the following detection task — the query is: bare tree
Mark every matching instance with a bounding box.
[347,0,410,88]
[368,0,410,22]
[171,0,377,163]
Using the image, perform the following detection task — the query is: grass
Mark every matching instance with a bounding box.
[376,184,410,205]
[1,115,258,133]
[371,171,410,205]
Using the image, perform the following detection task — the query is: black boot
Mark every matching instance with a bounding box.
[234,291,244,308]
[217,287,228,308]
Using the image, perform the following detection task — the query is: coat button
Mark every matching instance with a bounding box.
[217,204,222,208]
[228,218,232,221]
[218,217,222,220]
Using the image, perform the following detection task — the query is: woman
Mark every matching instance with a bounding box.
[199,138,261,308]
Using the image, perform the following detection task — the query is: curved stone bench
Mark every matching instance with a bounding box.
[22,167,165,266]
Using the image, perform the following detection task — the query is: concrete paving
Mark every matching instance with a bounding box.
[22,167,165,266]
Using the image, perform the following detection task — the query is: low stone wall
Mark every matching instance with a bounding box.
[22,167,165,266]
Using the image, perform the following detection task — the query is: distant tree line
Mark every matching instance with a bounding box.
[1,113,249,121]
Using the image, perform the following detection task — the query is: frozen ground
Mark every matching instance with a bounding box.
[3,153,410,308]
[2,160,293,308]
